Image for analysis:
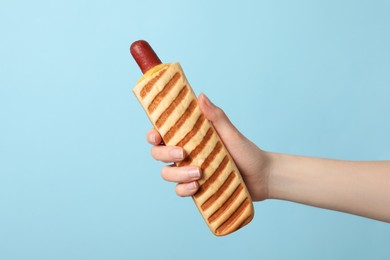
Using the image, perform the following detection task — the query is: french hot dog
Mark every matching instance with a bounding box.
[130,40,254,236]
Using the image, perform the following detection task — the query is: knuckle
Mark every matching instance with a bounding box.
[215,107,226,119]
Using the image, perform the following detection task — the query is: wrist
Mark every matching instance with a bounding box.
[266,152,292,200]
[250,149,275,201]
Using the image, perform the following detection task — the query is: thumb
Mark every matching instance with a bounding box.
[197,93,243,142]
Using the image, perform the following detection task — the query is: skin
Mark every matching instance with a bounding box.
[146,93,390,223]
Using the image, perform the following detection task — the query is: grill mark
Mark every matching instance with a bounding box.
[163,99,197,143]
[207,182,242,223]
[139,67,168,99]
[194,155,229,199]
[201,171,236,212]
[200,141,222,171]
[155,86,189,128]
[147,72,181,114]
[180,127,213,166]
[215,198,250,236]
[238,215,253,229]
[175,114,206,147]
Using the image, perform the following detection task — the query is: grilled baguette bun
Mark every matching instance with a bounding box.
[133,62,254,236]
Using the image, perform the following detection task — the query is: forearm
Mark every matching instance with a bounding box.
[267,152,390,222]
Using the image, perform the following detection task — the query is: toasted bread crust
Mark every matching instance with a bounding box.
[133,63,254,236]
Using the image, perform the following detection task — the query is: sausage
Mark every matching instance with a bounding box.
[130,40,162,74]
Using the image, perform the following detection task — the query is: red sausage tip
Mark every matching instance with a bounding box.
[130,40,162,74]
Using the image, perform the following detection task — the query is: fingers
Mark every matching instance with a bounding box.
[146,128,162,145]
[161,165,202,197]
[145,128,202,197]
[175,182,199,197]
[151,145,186,163]
[146,129,184,163]
[161,165,202,183]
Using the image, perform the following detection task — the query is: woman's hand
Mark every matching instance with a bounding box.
[146,93,271,201]
[144,93,390,222]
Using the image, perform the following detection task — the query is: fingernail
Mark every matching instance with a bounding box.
[186,181,197,190]
[170,148,184,160]
[188,167,201,179]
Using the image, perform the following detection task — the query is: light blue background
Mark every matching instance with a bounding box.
[1,0,389,259]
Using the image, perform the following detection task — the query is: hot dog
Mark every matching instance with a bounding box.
[130,40,162,74]
[130,40,254,236]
